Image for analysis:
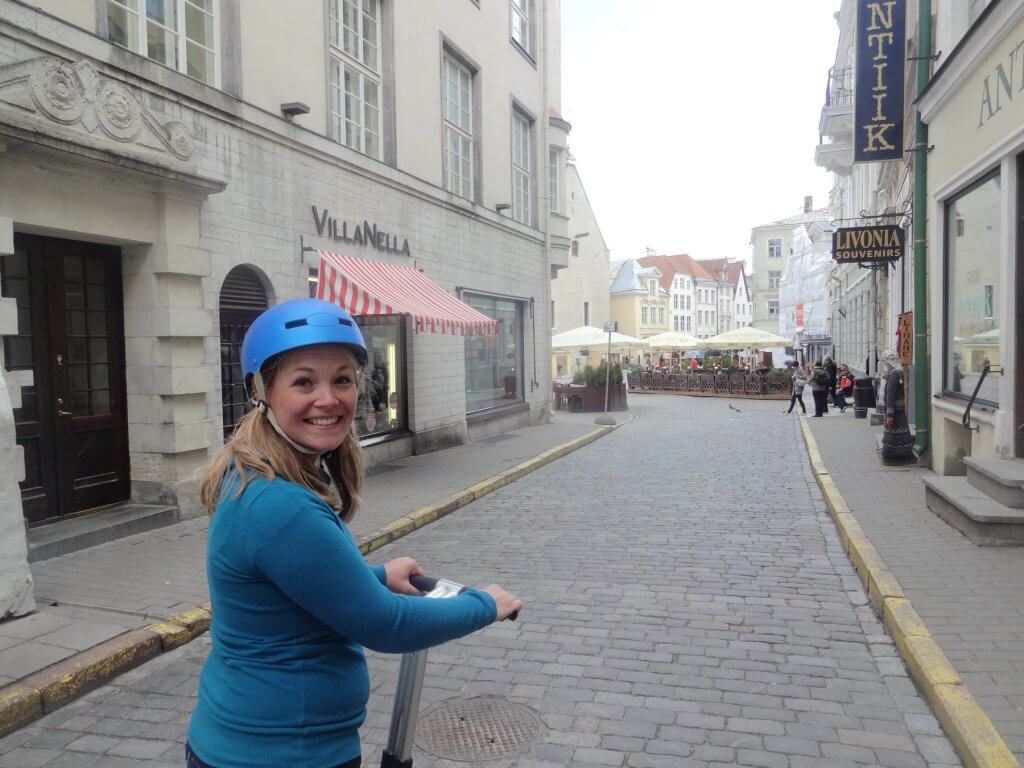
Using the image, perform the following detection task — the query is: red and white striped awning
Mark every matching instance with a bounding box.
[316,250,497,335]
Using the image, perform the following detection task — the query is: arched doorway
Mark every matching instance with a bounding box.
[219,266,269,440]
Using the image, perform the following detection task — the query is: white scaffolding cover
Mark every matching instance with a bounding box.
[778,220,833,348]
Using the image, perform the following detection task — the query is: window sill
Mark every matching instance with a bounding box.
[510,39,538,68]
[359,428,413,448]
[466,401,529,424]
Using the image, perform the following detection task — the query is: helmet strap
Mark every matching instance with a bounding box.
[249,371,322,457]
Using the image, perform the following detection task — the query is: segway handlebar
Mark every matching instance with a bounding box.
[409,574,517,621]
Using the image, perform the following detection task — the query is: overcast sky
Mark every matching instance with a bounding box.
[560,0,841,270]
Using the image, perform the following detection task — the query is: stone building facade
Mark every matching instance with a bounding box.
[0,0,569,616]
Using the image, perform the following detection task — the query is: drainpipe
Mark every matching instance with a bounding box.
[912,0,931,458]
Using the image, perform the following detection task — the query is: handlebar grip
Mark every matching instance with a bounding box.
[409,574,437,593]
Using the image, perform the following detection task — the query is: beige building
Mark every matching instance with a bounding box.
[550,157,610,334]
[0,0,569,616]
[750,200,829,334]
[919,0,1021,473]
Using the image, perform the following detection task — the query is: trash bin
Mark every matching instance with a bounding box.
[853,375,876,419]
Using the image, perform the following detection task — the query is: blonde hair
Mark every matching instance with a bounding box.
[199,352,365,522]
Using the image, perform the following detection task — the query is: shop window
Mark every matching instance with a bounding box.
[944,171,1001,403]
[353,314,407,438]
[464,294,523,413]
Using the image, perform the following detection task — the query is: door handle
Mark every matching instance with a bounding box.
[56,397,72,417]
[57,410,73,417]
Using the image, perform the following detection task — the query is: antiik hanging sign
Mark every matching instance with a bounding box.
[853,0,906,162]
[312,206,412,257]
[832,225,905,264]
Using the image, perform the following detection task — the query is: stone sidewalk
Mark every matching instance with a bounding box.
[0,396,962,768]
[0,409,607,690]
[807,412,1024,761]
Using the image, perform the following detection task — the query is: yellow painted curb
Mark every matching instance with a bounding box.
[0,422,616,737]
[357,424,615,556]
[798,415,1021,768]
[931,683,1021,768]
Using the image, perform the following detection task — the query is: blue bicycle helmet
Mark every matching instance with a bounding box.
[241,298,368,377]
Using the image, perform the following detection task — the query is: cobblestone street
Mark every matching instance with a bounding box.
[0,396,963,767]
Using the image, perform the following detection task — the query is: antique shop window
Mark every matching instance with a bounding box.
[353,314,407,439]
[464,294,523,413]
[944,171,1001,404]
[106,0,217,85]
[329,0,381,158]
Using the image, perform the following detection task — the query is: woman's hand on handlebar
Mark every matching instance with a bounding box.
[384,557,426,596]
[481,585,523,621]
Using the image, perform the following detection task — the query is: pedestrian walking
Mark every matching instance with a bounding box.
[835,365,854,413]
[824,355,838,405]
[186,298,522,768]
[786,361,807,414]
[809,360,829,417]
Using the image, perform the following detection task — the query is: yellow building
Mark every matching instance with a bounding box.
[609,260,670,343]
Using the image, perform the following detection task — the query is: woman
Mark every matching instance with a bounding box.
[187,298,521,768]
[786,361,807,414]
[809,360,829,417]
[835,365,854,413]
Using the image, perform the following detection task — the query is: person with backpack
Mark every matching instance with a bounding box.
[809,360,830,417]
[785,361,807,414]
[835,365,854,413]
[187,298,522,768]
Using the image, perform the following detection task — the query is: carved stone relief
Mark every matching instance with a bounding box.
[0,56,194,161]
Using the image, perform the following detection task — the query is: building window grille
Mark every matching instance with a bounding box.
[511,109,532,224]
[329,0,381,158]
[106,0,217,85]
[442,52,473,199]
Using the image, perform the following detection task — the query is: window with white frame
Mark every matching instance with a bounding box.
[106,0,217,84]
[768,300,779,317]
[768,270,781,289]
[510,0,533,55]
[685,296,691,310]
[658,307,664,325]
[641,307,648,324]
[548,149,559,214]
[329,0,381,158]
[768,238,782,259]
[648,281,656,295]
[442,52,473,199]
[511,109,532,225]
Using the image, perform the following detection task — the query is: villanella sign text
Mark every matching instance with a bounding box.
[854,0,906,162]
[312,206,412,257]
[832,225,905,264]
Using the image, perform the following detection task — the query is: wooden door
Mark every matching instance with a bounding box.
[4,235,130,525]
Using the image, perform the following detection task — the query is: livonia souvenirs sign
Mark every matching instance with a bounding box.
[854,0,906,162]
[832,225,905,264]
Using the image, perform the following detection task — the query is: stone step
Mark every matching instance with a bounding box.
[924,475,1024,546]
[964,457,1024,509]
[27,502,179,562]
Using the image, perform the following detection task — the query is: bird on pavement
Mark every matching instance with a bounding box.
[728,404,741,413]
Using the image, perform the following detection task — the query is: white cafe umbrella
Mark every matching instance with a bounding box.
[699,327,793,351]
[551,325,648,350]
[643,331,703,350]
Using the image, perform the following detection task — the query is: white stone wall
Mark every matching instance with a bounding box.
[0,0,555,550]
[550,162,610,334]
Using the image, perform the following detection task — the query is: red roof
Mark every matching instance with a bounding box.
[636,254,719,290]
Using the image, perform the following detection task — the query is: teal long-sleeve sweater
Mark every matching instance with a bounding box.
[187,472,497,768]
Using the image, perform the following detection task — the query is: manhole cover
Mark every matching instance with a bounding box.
[415,696,541,760]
